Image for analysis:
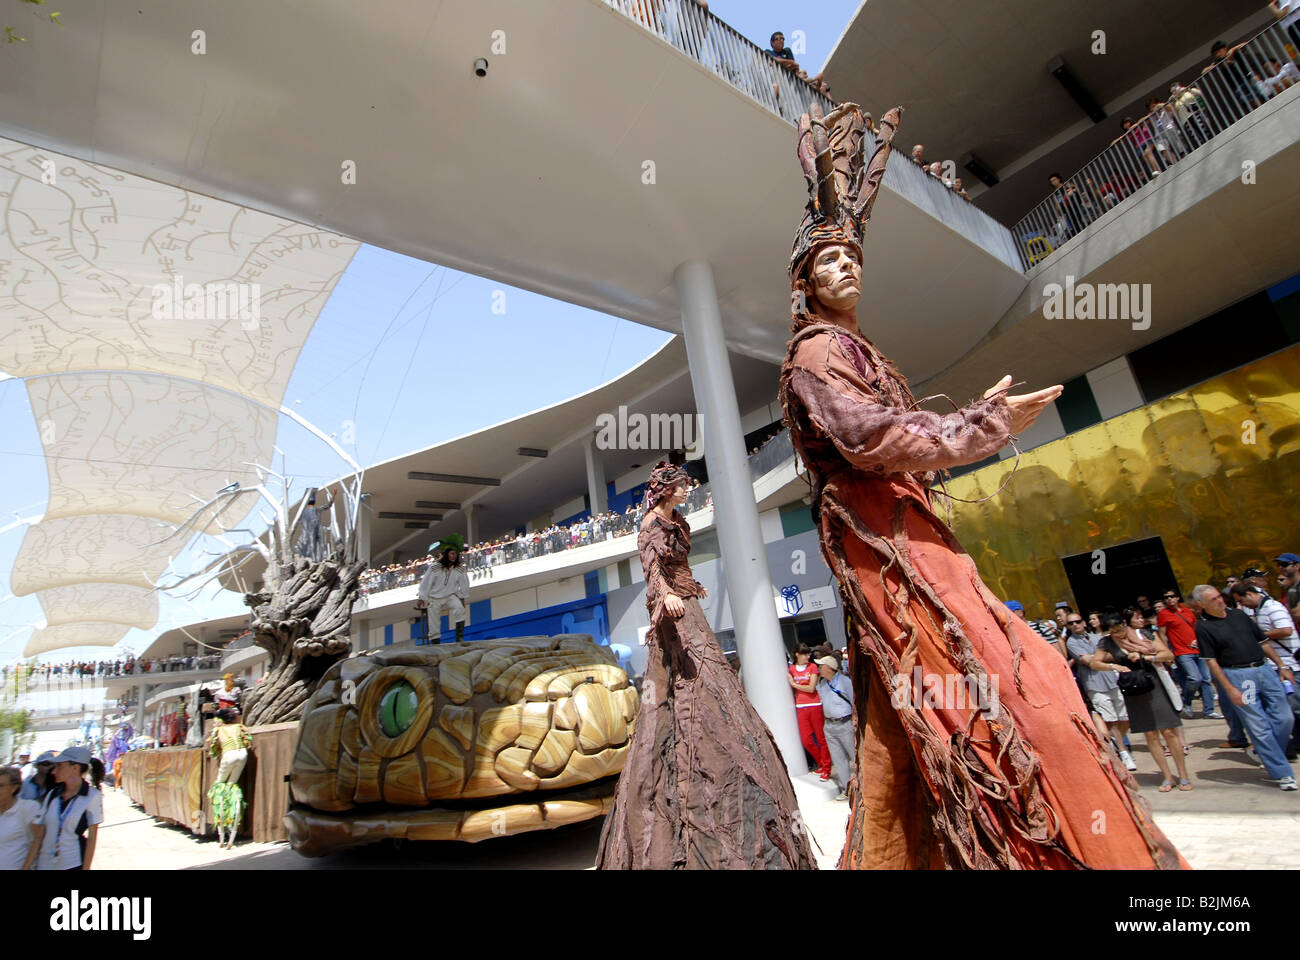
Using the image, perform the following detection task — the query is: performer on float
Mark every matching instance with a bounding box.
[207,707,251,850]
[215,672,241,712]
[295,489,333,562]
[596,462,816,869]
[417,534,470,642]
[778,102,1186,869]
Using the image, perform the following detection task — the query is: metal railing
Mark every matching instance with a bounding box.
[1014,20,1300,270]
[604,0,834,122]
[358,429,803,598]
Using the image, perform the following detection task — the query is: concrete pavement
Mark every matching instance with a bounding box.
[87,716,1300,869]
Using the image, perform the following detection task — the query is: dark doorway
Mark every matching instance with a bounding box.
[1061,537,1178,615]
[780,616,829,657]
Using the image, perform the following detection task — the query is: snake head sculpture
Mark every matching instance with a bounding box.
[284,635,639,856]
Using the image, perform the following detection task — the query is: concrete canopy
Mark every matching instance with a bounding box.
[0,0,1027,386]
[822,0,1264,187]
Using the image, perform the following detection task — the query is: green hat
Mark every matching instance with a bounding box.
[430,534,466,553]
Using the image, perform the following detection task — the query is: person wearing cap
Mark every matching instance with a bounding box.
[1243,567,1274,600]
[815,655,854,800]
[19,751,56,801]
[23,746,104,869]
[417,535,470,643]
[0,765,40,870]
[1007,601,1066,658]
[1276,553,1300,621]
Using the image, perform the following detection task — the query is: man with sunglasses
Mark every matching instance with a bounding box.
[1157,591,1221,721]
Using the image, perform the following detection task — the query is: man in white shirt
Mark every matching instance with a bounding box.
[1233,584,1297,672]
[417,536,470,642]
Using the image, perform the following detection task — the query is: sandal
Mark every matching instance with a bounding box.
[1178,779,1193,791]
[1158,780,1175,792]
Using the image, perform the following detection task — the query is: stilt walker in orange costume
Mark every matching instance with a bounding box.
[778,103,1187,869]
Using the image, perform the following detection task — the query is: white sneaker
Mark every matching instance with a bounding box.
[1245,746,1262,766]
[1279,777,1297,791]
[1119,750,1138,772]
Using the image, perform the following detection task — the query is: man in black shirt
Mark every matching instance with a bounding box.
[1192,584,1296,789]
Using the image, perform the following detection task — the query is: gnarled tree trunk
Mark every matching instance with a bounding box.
[240,555,366,726]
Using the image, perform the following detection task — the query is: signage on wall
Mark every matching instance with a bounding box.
[775,585,836,619]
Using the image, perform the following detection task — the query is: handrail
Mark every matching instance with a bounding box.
[603,0,834,121]
[358,428,799,598]
[1013,19,1300,270]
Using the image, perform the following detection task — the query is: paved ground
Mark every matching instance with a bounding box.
[91,716,1300,870]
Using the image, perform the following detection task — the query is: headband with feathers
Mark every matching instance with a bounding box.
[789,102,901,279]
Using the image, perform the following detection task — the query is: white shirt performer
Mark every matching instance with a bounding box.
[417,535,470,642]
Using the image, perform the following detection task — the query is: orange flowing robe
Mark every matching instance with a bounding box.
[782,323,1186,869]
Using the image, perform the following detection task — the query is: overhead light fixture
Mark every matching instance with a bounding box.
[517,447,548,458]
[1047,56,1106,123]
[404,521,432,529]
[414,501,459,510]
[407,471,500,486]
[960,152,999,187]
[379,512,443,521]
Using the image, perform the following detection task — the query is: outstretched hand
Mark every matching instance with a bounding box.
[983,374,1064,435]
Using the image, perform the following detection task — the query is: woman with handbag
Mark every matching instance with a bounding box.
[1094,612,1192,792]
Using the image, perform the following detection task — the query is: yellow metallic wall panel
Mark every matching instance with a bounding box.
[944,346,1300,621]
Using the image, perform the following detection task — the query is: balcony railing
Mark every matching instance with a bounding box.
[604,0,834,122]
[359,428,801,598]
[1013,19,1300,270]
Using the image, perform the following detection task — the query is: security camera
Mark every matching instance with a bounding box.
[473,58,488,77]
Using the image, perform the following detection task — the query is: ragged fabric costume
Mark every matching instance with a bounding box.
[596,463,817,869]
[778,103,1186,869]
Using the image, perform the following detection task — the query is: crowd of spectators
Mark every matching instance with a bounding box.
[358,428,800,598]
[1045,24,1300,243]
[359,480,712,597]
[908,144,974,202]
[1007,551,1300,793]
[3,655,223,687]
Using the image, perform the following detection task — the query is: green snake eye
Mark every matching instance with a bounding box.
[378,681,418,738]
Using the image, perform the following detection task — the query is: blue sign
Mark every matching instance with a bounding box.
[780,584,804,616]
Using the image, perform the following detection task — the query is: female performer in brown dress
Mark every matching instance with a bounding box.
[596,462,817,869]
[779,103,1186,869]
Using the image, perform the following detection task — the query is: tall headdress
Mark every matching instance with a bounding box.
[789,102,901,279]
[642,461,691,511]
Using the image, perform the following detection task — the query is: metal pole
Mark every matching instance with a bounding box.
[673,259,804,777]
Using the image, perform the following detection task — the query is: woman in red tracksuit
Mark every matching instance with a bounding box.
[788,644,833,778]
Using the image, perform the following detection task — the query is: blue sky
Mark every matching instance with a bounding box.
[0,0,864,664]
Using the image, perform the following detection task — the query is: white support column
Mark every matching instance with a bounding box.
[356,493,373,564]
[134,681,147,736]
[584,435,609,516]
[464,503,477,546]
[673,259,803,777]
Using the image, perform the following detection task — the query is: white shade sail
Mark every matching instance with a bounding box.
[0,138,360,657]
[36,583,159,630]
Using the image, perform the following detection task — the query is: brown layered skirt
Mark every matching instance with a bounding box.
[595,598,817,869]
